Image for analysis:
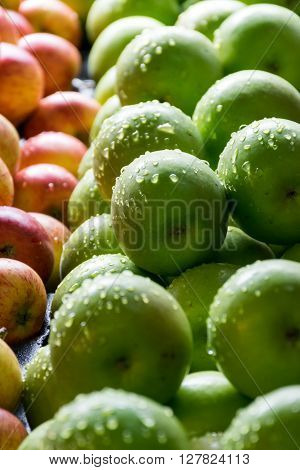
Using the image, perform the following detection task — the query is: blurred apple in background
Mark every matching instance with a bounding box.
[6,9,34,37]
[24,92,100,143]
[0,206,54,282]
[60,0,94,20]
[20,132,87,176]
[0,332,22,410]
[1,0,21,9]
[30,213,71,291]
[0,7,19,42]
[18,33,81,96]
[0,158,14,207]
[0,42,44,126]
[0,114,20,174]
[0,258,47,344]
[0,409,27,449]
[14,163,78,222]
[19,0,82,46]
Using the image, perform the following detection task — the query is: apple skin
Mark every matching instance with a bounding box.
[77,146,94,179]
[68,168,110,232]
[0,207,54,282]
[112,150,229,276]
[0,258,47,344]
[14,163,78,222]
[191,433,223,450]
[60,213,122,278]
[24,91,100,144]
[19,0,82,46]
[88,16,163,81]
[29,213,71,292]
[282,245,300,263]
[169,371,250,438]
[60,0,94,21]
[20,132,87,176]
[87,0,179,43]
[1,0,21,9]
[208,259,300,398]
[0,336,22,410]
[94,101,204,200]
[117,26,222,116]
[52,253,147,315]
[18,33,81,96]
[0,7,19,43]
[0,42,44,126]
[193,70,300,169]
[212,226,275,266]
[21,390,189,450]
[168,263,239,371]
[0,114,20,174]
[94,66,117,105]
[0,409,27,450]
[218,118,300,245]
[222,386,300,450]
[214,5,300,89]
[90,94,121,143]
[176,0,245,40]
[6,10,34,37]
[0,158,14,206]
[50,273,192,405]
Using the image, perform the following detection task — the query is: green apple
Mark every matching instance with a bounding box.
[21,389,189,450]
[214,4,300,89]
[77,146,94,179]
[218,118,300,245]
[0,334,22,411]
[23,346,60,429]
[117,26,222,116]
[94,66,117,105]
[61,0,94,20]
[90,95,121,143]
[170,371,249,438]
[191,433,223,450]
[193,70,300,169]
[50,273,192,404]
[177,0,245,40]
[86,0,179,43]
[270,244,288,258]
[88,16,163,80]
[208,259,300,398]
[52,253,146,314]
[94,101,204,200]
[19,421,53,450]
[222,385,300,449]
[60,214,122,278]
[168,263,239,371]
[68,169,110,232]
[112,150,229,276]
[282,245,300,263]
[212,226,275,265]
[242,0,300,15]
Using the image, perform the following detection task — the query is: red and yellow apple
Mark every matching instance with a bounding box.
[0,206,54,282]
[0,114,20,174]
[0,158,14,206]
[20,132,87,176]
[0,42,44,125]
[0,409,27,450]
[6,9,34,37]
[24,91,100,143]
[0,7,19,43]
[0,334,22,410]
[1,0,21,9]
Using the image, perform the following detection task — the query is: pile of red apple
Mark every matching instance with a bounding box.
[0,0,300,452]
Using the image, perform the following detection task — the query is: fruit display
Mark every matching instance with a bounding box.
[0,0,298,453]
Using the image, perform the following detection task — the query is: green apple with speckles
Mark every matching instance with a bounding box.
[170,372,249,438]
[50,273,192,404]
[88,16,163,81]
[208,260,300,398]
[168,263,239,371]
[94,66,117,105]
[117,26,222,116]
[222,386,300,449]
[68,169,110,232]
[77,147,94,179]
[21,389,189,450]
[218,118,300,245]
[19,420,53,450]
[93,101,204,200]
[214,4,300,89]
[86,0,179,43]
[60,214,122,278]
[191,433,223,450]
[90,95,121,143]
[112,150,229,276]
[282,245,300,263]
[193,70,300,169]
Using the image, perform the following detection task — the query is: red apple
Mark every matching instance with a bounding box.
[0,158,14,206]
[0,7,18,43]
[0,42,44,126]
[0,258,47,344]
[20,131,87,176]
[30,212,71,291]
[0,206,54,282]
[0,114,20,174]
[0,409,27,449]
[18,33,81,96]
[6,9,34,37]
[14,163,78,222]
[1,0,21,9]
[19,0,82,46]
[24,91,100,143]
